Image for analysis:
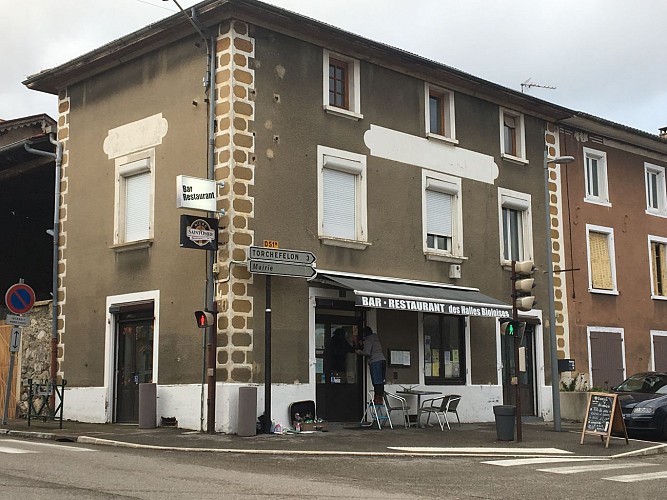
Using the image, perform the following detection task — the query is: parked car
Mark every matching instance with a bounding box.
[612,372,667,440]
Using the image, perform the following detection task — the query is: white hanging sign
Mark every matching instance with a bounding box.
[176,175,216,212]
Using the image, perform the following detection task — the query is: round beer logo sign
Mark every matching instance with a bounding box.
[186,218,216,247]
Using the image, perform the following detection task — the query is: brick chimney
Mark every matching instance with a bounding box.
[660,126,667,139]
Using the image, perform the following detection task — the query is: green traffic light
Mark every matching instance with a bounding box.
[508,323,514,336]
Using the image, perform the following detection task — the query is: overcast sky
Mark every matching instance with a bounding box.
[3,0,666,135]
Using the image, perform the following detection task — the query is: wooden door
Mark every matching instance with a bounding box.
[0,324,18,418]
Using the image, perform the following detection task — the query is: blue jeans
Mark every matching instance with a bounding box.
[370,360,386,399]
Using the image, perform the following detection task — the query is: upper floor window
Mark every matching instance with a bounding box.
[586,224,617,294]
[425,83,456,143]
[645,162,667,216]
[323,50,362,120]
[113,150,155,248]
[649,236,667,299]
[499,108,526,162]
[317,146,368,248]
[422,171,462,260]
[498,188,532,265]
[583,147,610,205]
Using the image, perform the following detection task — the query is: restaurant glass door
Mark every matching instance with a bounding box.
[315,304,364,422]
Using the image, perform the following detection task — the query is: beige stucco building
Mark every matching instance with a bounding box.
[22,0,605,432]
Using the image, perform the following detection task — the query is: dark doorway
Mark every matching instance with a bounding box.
[501,324,536,416]
[315,303,365,422]
[114,306,154,423]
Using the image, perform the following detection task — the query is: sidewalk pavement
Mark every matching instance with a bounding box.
[2,418,666,459]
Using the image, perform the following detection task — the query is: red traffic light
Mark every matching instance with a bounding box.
[194,310,215,328]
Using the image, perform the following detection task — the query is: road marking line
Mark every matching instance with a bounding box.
[1,439,95,451]
[388,447,572,455]
[538,462,654,474]
[605,471,667,482]
[0,446,36,454]
[483,457,609,466]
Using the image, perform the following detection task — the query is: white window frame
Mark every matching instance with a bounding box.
[583,147,610,206]
[650,330,667,371]
[105,290,159,423]
[585,224,618,295]
[317,145,368,249]
[425,83,457,144]
[113,149,155,250]
[645,162,667,217]
[648,234,667,300]
[322,49,362,120]
[498,188,533,266]
[499,108,527,163]
[422,170,463,262]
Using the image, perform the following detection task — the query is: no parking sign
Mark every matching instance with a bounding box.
[5,282,36,315]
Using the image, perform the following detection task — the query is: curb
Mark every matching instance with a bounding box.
[611,443,667,459]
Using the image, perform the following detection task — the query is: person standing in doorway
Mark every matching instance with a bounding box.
[355,326,386,404]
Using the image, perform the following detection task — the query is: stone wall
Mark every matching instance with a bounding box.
[16,300,52,416]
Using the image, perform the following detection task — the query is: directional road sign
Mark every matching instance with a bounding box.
[248,260,316,279]
[5,282,36,315]
[5,314,31,327]
[249,246,316,265]
[9,327,21,353]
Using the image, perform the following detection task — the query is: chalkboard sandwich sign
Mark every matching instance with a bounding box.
[580,392,628,448]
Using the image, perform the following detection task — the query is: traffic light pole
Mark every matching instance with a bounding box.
[511,260,523,442]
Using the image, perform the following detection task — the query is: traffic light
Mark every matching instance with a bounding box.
[194,310,215,328]
[500,320,526,337]
[512,260,536,312]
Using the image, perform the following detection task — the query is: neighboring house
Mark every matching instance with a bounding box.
[22,0,577,431]
[0,114,57,419]
[551,115,667,390]
[0,114,56,305]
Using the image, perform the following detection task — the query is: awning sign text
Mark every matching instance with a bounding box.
[356,295,511,318]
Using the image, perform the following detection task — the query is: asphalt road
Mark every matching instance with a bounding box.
[2,436,667,499]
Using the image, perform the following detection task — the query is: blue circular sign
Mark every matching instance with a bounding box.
[5,283,36,315]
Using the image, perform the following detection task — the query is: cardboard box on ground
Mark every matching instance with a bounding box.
[289,400,328,431]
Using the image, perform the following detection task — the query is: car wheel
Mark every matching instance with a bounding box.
[663,418,667,441]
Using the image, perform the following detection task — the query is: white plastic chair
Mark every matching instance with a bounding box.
[384,392,411,429]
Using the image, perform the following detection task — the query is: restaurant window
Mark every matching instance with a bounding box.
[422,171,463,258]
[113,150,155,247]
[423,313,465,385]
[425,83,456,142]
[499,108,526,161]
[317,145,368,248]
[498,188,533,265]
[323,49,362,120]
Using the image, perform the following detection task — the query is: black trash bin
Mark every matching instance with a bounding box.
[493,405,515,441]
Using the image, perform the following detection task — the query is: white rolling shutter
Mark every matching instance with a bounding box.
[323,167,356,239]
[124,171,151,242]
[426,189,452,237]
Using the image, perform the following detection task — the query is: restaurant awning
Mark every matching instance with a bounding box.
[316,271,512,319]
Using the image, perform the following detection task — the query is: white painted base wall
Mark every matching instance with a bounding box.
[62,381,544,432]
